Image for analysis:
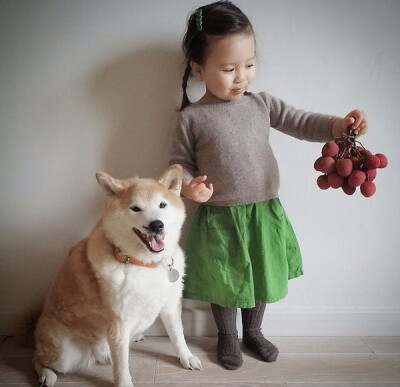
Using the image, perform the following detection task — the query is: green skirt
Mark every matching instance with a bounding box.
[183,199,303,307]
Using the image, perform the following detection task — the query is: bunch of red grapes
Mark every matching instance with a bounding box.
[314,130,388,197]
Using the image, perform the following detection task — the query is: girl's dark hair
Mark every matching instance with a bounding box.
[179,1,253,110]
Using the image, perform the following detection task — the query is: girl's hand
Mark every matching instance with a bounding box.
[181,175,213,203]
[332,109,368,138]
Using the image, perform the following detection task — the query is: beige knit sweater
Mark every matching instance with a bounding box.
[170,92,337,206]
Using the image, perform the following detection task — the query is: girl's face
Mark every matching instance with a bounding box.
[191,32,256,103]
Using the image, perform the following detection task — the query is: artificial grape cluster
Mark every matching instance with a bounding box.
[314,130,388,197]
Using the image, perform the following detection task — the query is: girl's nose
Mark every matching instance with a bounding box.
[234,69,245,83]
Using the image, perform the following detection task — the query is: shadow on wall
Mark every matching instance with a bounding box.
[88,40,201,258]
[2,43,201,334]
[89,43,183,179]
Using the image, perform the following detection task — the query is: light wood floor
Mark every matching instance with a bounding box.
[1,335,400,386]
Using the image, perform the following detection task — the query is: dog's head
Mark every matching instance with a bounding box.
[96,164,185,256]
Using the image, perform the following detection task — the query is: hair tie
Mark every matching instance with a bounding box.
[195,8,203,32]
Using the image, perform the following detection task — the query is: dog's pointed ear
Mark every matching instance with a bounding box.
[96,172,124,196]
[159,164,183,196]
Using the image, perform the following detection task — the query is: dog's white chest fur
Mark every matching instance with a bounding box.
[93,250,184,331]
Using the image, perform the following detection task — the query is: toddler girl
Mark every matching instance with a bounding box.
[170,1,368,370]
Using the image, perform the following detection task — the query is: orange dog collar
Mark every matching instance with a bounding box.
[112,245,159,268]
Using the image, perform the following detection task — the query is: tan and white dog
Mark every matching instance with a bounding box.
[31,164,201,387]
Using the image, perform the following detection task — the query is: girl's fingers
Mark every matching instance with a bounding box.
[347,109,365,129]
[353,114,364,129]
[189,175,209,190]
[191,175,207,185]
[192,182,206,194]
[185,176,213,202]
[199,184,213,201]
[196,182,213,194]
[357,121,368,136]
[196,182,213,198]
[346,118,355,131]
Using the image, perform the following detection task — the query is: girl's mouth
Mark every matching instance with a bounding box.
[232,87,244,95]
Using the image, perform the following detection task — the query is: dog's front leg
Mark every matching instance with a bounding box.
[159,300,202,370]
[108,320,133,387]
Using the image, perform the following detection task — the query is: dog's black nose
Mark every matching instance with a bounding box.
[148,220,164,234]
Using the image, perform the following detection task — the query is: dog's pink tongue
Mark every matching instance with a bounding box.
[149,235,164,252]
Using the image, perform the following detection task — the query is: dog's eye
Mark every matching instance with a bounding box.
[160,202,167,209]
[130,206,142,212]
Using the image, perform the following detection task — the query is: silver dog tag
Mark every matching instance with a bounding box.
[168,258,180,283]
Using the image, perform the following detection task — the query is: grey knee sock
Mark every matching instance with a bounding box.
[241,301,279,362]
[211,303,243,370]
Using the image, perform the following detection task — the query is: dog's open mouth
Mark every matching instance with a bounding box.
[133,228,165,253]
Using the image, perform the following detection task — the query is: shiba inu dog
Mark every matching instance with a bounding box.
[30,164,201,387]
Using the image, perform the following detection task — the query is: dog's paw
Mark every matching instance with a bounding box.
[180,355,202,370]
[38,368,57,387]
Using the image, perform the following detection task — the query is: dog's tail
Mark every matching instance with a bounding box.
[13,304,43,348]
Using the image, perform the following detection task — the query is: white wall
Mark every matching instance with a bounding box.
[1,0,399,336]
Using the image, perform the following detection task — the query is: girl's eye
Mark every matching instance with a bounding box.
[223,68,235,73]
[160,202,167,209]
[247,64,255,68]
[130,206,142,212]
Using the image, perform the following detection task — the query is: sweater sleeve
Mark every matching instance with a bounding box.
[169,113,197,181]
[261,92,337,142]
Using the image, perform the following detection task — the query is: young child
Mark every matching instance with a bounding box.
[170,1,368,370]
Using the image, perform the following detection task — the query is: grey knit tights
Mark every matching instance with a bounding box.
[210,303,243,370]
[241,301,279,362]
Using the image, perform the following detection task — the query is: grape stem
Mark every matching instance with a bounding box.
[335,127,365,161]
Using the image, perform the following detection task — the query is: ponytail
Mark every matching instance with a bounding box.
[179,62,192,111]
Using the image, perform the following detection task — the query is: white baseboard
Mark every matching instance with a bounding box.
[2,307,400,337]
[261,307,400,336]
[145,306,400,337]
